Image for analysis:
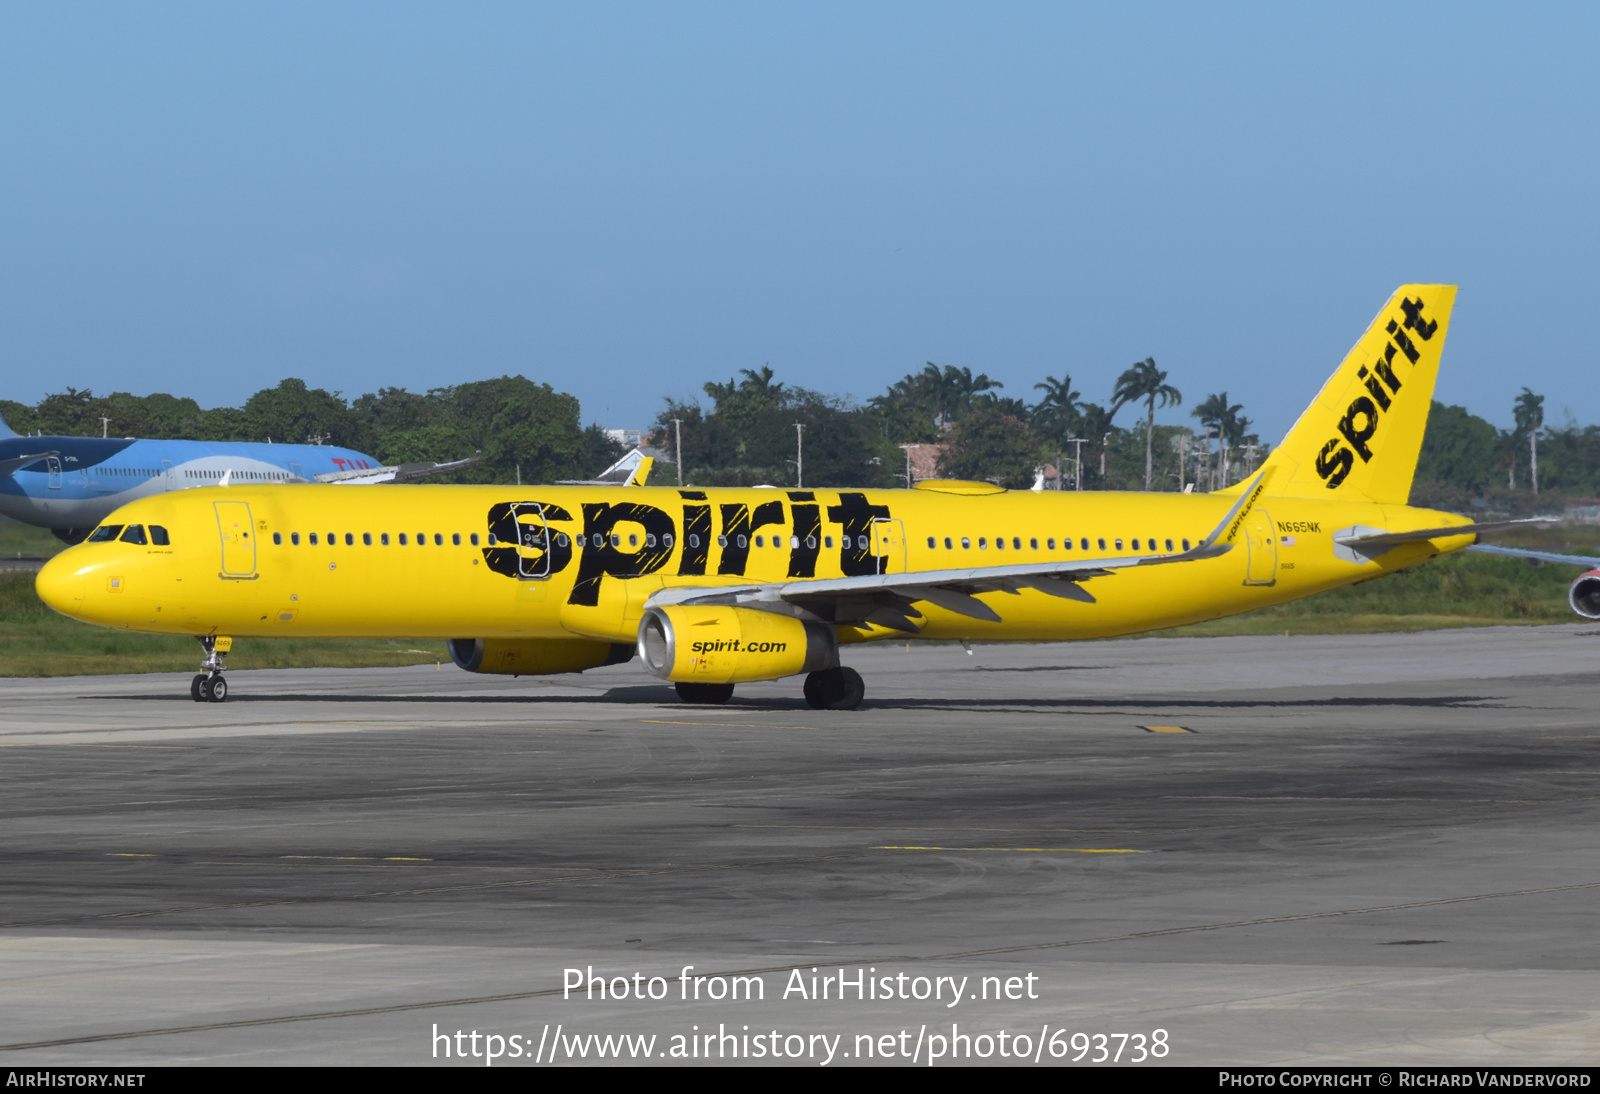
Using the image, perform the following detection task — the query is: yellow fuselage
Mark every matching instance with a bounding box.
[34,481,1469,646]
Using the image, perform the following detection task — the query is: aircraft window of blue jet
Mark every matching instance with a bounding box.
[120,525,147,545]
[150,526,170,546]
[87,525,123,543]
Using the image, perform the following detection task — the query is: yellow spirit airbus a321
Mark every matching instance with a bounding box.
[35,285,1531,709]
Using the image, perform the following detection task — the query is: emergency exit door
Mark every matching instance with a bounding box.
[1243,510,1277,586]
[214,500,257,577]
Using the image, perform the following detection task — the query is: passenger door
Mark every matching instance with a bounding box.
[214,500,257,578]
[1243,510,1277,586]
[511,502,553,579]
[47,456,62,490]
[870,518,906,575]
[161,459,173,491]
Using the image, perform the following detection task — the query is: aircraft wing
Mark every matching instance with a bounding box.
[643,468,1269,630]
[315,455,479,485]
[1467,544,1600,569]
[1333,517,1556,549]
[0,450,58,477]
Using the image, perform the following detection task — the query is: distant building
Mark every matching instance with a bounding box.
[605,428,647,449]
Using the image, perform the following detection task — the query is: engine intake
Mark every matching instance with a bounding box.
[637,605,837,683]
[1570,571,1600,620]
[448,638,634,675]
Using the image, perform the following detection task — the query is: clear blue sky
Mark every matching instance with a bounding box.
[2,3,1595,441]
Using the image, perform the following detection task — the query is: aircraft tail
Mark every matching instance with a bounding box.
[0,412,17,438]
[1255,285,1456,504]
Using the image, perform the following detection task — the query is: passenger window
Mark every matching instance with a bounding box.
[416,533,424,546]
[345,533,354,545]
[1115,538,1123,550]
[754,535,764,547]
[995,537,1005,550]
[943,537,952,549]
[470,533,479,546]
[664,533,675,548]
[961,537,970,549]
[806,536,816,549]
[1080,538,1089,550]
[364,533,373,546]
[434,534,443,545]
[689,534,700,548]
[557,533,570,547]
[644,533,655,547]
[1047,538,1055,549]
[824,536,833,548]
[488,534,497,546]
[272,532,282,545]
[1013,537,1021,549]
[452,534,461,545]
[120,525,148,545]
[150,525,170,546]
[1182,538,1191,551]
[737,535,747,548]
[1097,538,1106,550]
[290,532,299,545]
[630,534,639,546]
[1132,539,1140,550]
[398,534,407,545]
[978,538,987,549]
[1165,538,1173,551]
[88,525,123,542]
[1029,538,1037,549]
[309,533,318,545]
[718,535,728,547]
[927,536,936,548]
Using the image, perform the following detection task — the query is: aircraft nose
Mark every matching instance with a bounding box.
[34,554,88,620]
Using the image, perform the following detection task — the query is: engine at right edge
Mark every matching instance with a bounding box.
[637,605,838,684]
[1570,571,1600,620]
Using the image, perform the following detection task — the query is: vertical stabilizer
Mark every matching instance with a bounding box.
[0,412,17,439]
[1259,285,1456,504]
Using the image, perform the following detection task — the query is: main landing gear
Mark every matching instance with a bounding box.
[803,667,864,711]
[191,636,229,703]
[671,667,866,710]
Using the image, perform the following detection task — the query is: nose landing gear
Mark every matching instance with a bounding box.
[191,635,230,702]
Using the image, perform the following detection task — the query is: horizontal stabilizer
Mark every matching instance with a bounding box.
[0,450,59,477]
[557,448,655,487]
[1335,517,1555,549]
[317,455,479,485]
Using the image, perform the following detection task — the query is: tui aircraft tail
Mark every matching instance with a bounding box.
[1253,285,1456,504]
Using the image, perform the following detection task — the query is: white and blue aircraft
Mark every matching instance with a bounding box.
[1467,543,1600,620]
[0,415,474,543]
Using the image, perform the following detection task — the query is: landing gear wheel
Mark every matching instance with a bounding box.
[803,666,865,710]
[207,675,228,703]
[675,682,734,705]
[191,674,207,702]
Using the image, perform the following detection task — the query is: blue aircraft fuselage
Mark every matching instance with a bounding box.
[0,434,382,540]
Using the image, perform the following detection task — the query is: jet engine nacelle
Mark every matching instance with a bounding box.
[448,637,634,675]
[1570,571,1600,620]
[637,605,837,684]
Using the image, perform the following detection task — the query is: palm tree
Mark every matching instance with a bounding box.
[1111,358,1182,490]
[1513,387,1544,494]
[737,365,784,399]
[1031,374,1082,444]
[1192,392,1245,487]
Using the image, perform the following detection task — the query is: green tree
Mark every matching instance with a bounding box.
[1110,358,1182,490]
[1031,374,1082,447]
[939,408,1041,488]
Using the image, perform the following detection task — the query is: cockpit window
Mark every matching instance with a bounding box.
[119,525,148,545]
[87,525,123,542]
[150,525,170,546]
